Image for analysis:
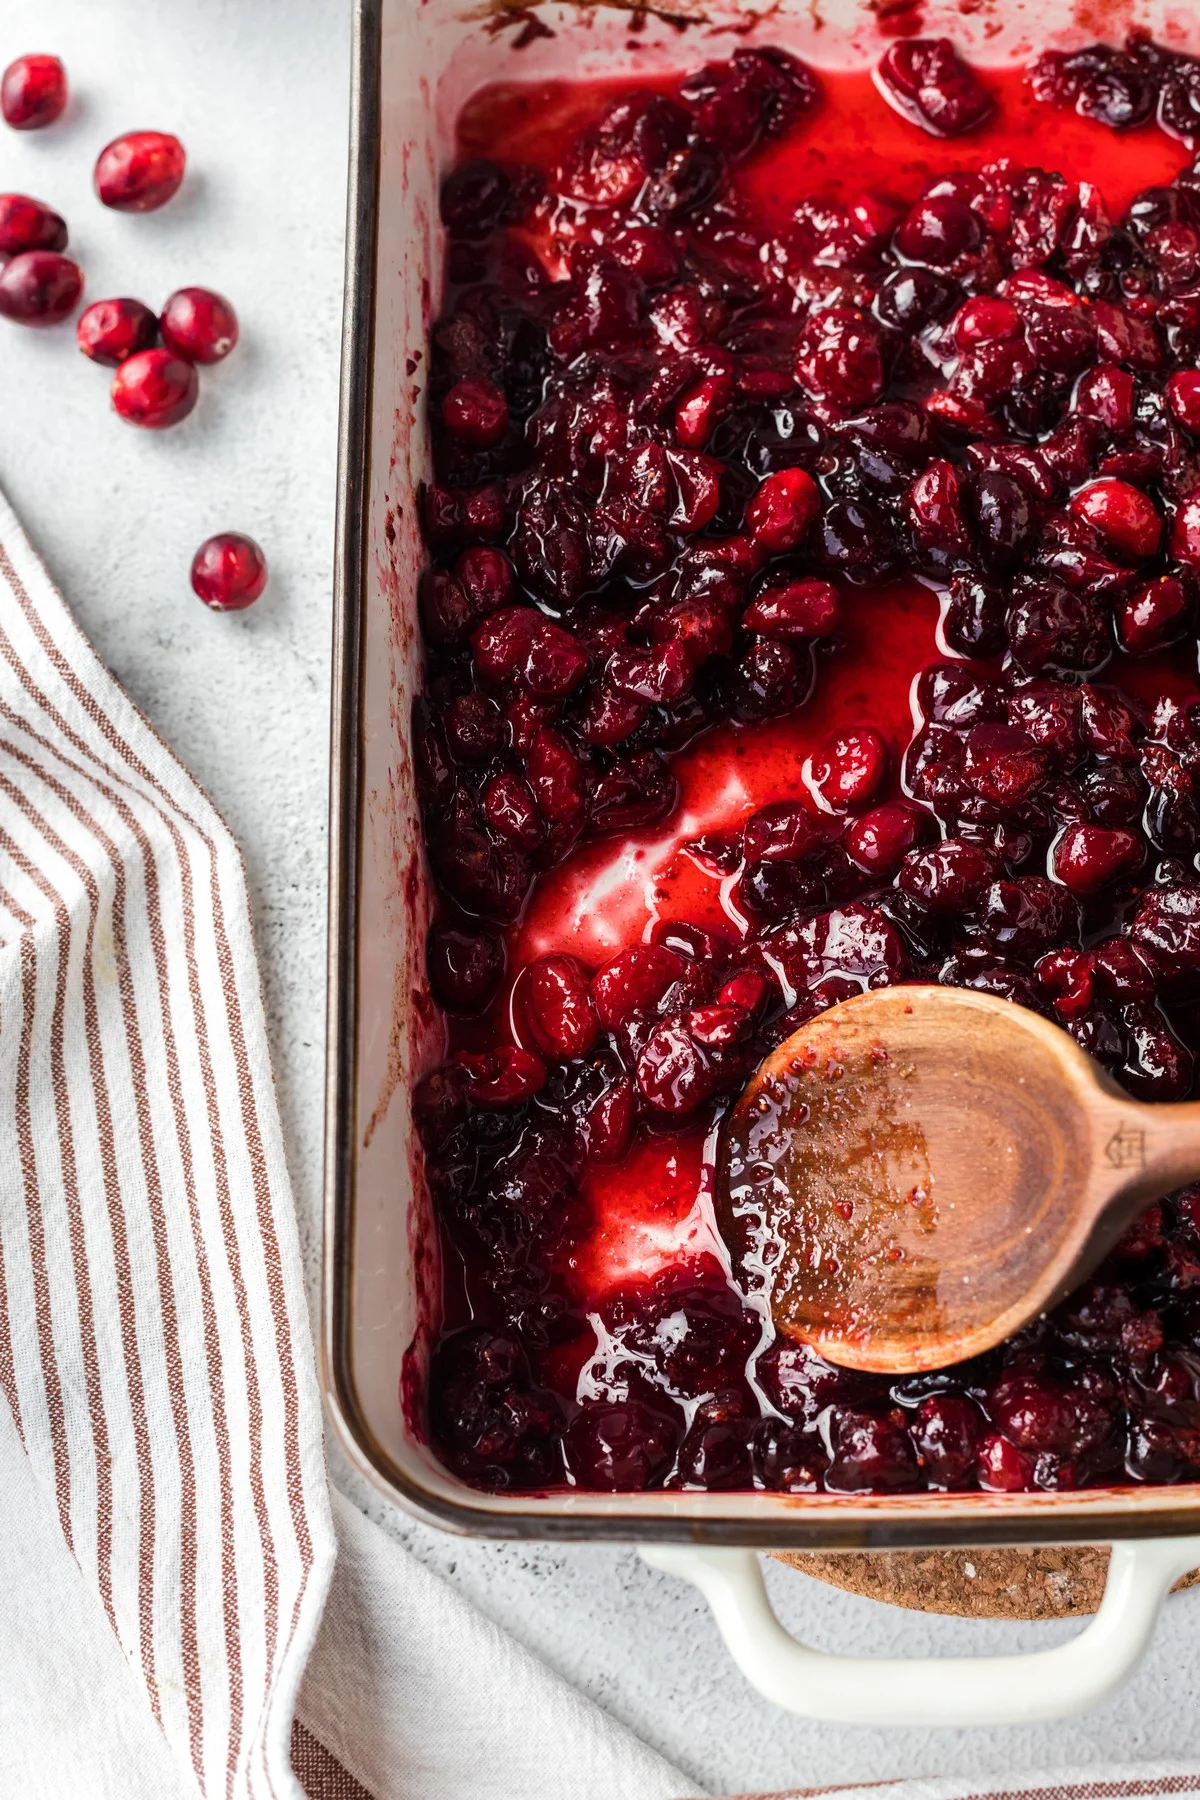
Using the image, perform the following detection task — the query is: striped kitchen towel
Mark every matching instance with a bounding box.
[0,488,335,1797]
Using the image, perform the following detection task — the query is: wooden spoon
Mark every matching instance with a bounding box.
[715,983,1200,1375]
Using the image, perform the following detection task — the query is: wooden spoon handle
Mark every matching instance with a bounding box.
[1089,1093,1200,1244]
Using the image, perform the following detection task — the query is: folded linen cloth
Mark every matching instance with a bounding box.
[1,488,1198,1800]
[0,492,700,1799]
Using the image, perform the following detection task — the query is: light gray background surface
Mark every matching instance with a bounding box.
[2,2,1199,1793]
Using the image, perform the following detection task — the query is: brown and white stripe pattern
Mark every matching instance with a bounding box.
[0,492,335,1798]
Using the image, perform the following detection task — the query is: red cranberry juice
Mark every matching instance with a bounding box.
[416,39,1200,1498]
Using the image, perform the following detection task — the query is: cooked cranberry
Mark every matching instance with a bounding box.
[977,1432,1034,1492]
[807,728,888,812]
[1030,44,1155,130]
[1073,364,1135,432]
[95,131,186,212]
[943,574,1007,657]
[910,1393,982,1489]
[190,533,268,611]
[443,377,509,447]
[1068,479,1161,561]
[894,193,980,267]
[77,297,158,365]
[742,801,814,863]
[428,925,504,1012]
[440,159,512,235]
[453,1046,547,1106]
[586,1077,637,1163]
[1132,885,1200,982]
[482,772,542,849]
[612,1275,759,1396]
[843,802,929,876]
[908,458,971,556]
[0,251,82,327]
[795,307,884,410]
[899,838,996,912]
[826,1409,921,1493]
[1052,823,1144,896]
[1171,490,1200,566]
[877,39,993,138]
[112,349,198,429]
[1166,369,1200,432]
[742,577,839,639]
[0,193,66,255]
[962,723,1046,806]
[472,607,588,697]
[566,1400,680,1490]
[744,467,820,552]
[591,943,684,1029]
[675,372,733,447]
[520,955,598,1060]
[1,55,66,130]
[159,287,238,364]
[1118,576,1189,655]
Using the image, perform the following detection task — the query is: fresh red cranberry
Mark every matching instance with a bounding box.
[77,297,158,365]
[743,578,839,639]
[428,925,504,1012]
[843,802,929,876]
[1068,479,1161,561]
[159,287,238,364]
[807,728,888,812]
[519,955,599,1060]
[591,943,685,1029]
[1171,490,1200,566]
[442,377,509,447]
[0,250,82,326]
[0,193,66,254]
[1,54,66,129]
[1166,370,1200,432]
[1117,576,1189,655]
[1052,823,1144,896]
[94,131,186,212]
[452,1046,547,1106]
[190,533,268,610]
[744,467,820,552]
[112,348,198,429]
[565,1400,680,1490]
[876,39,993,138]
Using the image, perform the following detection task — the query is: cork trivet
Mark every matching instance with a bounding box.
[772,1546,1200,1619]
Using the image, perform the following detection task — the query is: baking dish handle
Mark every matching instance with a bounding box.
[640,1536,1200,1726]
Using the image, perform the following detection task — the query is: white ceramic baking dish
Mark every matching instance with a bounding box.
[323,0,1200,1723]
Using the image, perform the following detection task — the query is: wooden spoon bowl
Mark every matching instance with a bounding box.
[716,984,1200,1374]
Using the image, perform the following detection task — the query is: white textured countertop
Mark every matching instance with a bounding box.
[4,2,1200,1794]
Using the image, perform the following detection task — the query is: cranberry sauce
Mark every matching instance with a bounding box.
[414,38,1200,1498]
